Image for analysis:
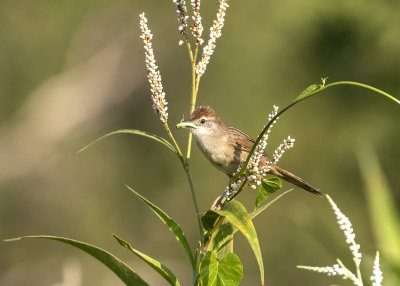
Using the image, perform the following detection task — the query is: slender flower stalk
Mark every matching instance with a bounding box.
[245,105,280,189]
[139,13,169,125]
[247,106,279,174]
[139,13,183,159]
[224,175,245,199]
[187,0,230,160]
[195,0,229,77]
[172,0,189,35]
[272,136,295,164]
[371,252,383,286]
[298,195,384,286]
[190,0,203,45]
[139,12,202,246]
[297,262,359,284]
[327,195,362,268]
[336,259,363,286]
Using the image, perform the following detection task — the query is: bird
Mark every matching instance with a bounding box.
[177,106,321,195]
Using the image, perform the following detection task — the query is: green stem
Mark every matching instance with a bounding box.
[185,34,194,63]
[187,134,194,160]
[166,120,204,279]
[184,166,205,244]
[228,178,248,202]
[181,40,206,260]
[165,114,205,247]
[164,124,183,160]
[186,46,200,160]
[164,123,205,242]
[356,265,363,285]
[226,80,398,203]
[243,80,398,178]
[337,259,362,285]
[183,43,205,246]
[325,81,400,104]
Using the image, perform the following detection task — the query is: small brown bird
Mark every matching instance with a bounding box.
[177,106,321,195]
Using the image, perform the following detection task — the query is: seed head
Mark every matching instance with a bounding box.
[139,13,168,124]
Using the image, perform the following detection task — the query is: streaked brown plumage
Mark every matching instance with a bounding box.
[177,106,321,195]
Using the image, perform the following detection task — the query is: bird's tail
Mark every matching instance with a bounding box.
[269,165,322,195]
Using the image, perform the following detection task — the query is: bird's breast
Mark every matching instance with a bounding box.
[194,133,240,176]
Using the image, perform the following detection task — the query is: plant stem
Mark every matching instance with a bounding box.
[164,121,204,244]
[185,37,194,63]
[219,80,397,208]
[164,124,183,160]
[325,81,400,104]
[183,43,205,245]
[233,80,398,183]
[184,166,205,244]
[186,45,200,159]
[337,259,363,286]
[356,270,362,285]
[166,119,205,270]
[355,263,363,286]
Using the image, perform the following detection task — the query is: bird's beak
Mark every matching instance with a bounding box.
[176,121,199,129]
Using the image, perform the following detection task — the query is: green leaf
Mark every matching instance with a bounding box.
[218,253,243,285]
[357,144,400,269]
[125,185,195,271]
[205,190,292,265]
[78,129,177,155]
[4,235,148,286]
[207,221,234,259]
[255,177,282,208]
[213,201,264,285]
[202,210,221,231]
[251,189,292,220]
[199,251,243,286]
[296,84,321,100]
[113,234,180,286]
[199,251,217,286]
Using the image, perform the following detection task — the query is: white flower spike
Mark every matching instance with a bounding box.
[139,13,169,124]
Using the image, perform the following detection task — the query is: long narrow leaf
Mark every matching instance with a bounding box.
[357,144,400,269]
[113,234,180,286]
[125,185,195,270]
[4,235,148,286]
[213,201,264,285]
[205,189,292,258]
[78,129,177,155]
[251,189,292,219]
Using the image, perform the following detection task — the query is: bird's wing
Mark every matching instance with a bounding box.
[227,127,255,153]
[227,126,272,159]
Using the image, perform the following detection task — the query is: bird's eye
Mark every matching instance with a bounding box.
[200,118,206,124]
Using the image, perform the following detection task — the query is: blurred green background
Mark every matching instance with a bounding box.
[1,0,399,285]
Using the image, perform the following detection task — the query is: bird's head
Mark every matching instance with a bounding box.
[176,106,225,138]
